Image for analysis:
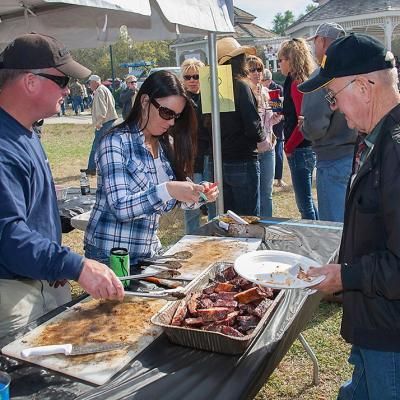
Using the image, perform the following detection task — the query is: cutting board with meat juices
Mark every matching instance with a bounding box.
[164,235,262,277]
[1,296,166,385]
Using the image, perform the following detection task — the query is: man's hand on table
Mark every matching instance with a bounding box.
[77,258,125,301]
[308,263,343,294]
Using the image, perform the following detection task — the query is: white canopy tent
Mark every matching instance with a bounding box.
[0,0,233,47]
[0,0,234,212]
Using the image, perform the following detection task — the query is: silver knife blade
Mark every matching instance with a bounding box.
[70,342,127,355]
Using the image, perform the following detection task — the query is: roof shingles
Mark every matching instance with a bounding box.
[292,0,400,27]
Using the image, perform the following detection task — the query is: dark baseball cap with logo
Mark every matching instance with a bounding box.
[299,33,396,93]
[0,32,91,79]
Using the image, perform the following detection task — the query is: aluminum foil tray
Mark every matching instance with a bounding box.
[151,262,283,354]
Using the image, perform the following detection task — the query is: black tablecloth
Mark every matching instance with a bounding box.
[58,187,95,233]
[0,218,343,400]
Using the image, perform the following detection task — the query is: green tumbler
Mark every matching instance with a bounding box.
[110,247,130,288]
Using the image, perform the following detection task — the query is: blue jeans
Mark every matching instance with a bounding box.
[338,345,400,400]
[87,119,116,171]
[316,155,352,222]
[84,243,109,265]
[72,95,84,114]
[184,156,216,234]
[274,139,284,180]
[287,147,318,220]
[222,159,260,216]
[258,150,275,217]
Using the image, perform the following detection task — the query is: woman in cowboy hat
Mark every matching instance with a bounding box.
[215,37,265,216]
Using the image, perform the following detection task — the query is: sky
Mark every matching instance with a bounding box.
[233,0,314,30]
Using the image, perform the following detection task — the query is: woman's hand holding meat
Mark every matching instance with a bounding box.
[202,181,219,203]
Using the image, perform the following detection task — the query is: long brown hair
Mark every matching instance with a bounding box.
[119,70,197,179]
[278,38,316,82]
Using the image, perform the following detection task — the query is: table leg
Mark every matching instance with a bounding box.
[298,333,319,385]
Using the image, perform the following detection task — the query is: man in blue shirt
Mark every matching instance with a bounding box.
[0,33,124,338]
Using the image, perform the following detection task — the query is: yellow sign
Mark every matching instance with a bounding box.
[199,65,235,113]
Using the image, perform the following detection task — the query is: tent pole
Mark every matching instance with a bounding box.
[208,32,224,215]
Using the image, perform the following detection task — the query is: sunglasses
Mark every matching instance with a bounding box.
[127,80,137,84]
[151,98,182,120]
[31,73,70,89]
[248,67,263,73]
[183,74,199,81]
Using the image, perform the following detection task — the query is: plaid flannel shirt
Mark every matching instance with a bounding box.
[84,123,199,264]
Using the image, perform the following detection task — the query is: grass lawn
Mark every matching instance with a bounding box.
[42,121,351,400]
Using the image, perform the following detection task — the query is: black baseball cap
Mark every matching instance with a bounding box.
[299,33,396,93]
[0,32,91,79]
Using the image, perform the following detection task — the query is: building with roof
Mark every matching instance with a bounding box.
[287,0,400,51]
[170,6,277,66]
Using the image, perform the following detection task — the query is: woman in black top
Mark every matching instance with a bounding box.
[216,37,265,215]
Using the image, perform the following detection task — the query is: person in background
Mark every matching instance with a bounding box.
[81,81,88,110]
[181,58,216,233]
[262,68,287,188]
[300,22,357,222]
[120,75,138,120]
[69,78,84,115]
[301,33,400,400]
[57,94,67,117]
[86,74,118,175]
[278,38,318,220]
[84,70,218,266]
[216,37,265,216]
[247,56,282,217]
[0,32,124,338]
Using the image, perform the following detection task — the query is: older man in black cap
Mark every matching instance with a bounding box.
[0,33,124,339]
[300,33,400,399]
[300,23,357,223]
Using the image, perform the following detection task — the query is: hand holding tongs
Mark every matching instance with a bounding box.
[124,287,186,301]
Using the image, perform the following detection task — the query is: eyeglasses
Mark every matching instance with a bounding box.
[127,80,137,84]
[151,98,182,120]
[325,79,376,106]
[31,73,70,89]
[248,67,263,73]
[325,79,356,105]
[183,74,199,81]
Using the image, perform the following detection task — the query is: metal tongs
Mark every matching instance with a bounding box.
[124,287,186,301]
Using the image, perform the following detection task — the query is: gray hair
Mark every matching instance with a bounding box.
[367,68,398,91]
[0,68,48,89]
[263,68,272,80]
[0,69,26,89]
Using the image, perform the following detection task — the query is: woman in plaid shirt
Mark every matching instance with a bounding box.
[83,71,219,268]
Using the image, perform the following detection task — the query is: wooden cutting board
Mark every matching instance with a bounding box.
[1,296,166,385]
[163,235,261,276]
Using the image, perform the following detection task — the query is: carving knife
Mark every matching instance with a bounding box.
[21,342,126,358]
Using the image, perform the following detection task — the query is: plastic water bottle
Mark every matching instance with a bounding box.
[80,169,90,195]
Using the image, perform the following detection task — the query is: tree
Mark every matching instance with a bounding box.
[297,3,318,20]
[71,28,176,80]
[272,11,295,36]
[305,4,318,13]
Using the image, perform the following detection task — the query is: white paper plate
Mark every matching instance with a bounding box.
[234,250,325,289]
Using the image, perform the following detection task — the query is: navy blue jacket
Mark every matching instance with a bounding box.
[0,108,83,280]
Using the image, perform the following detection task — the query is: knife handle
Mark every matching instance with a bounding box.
[21,344,73,357]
